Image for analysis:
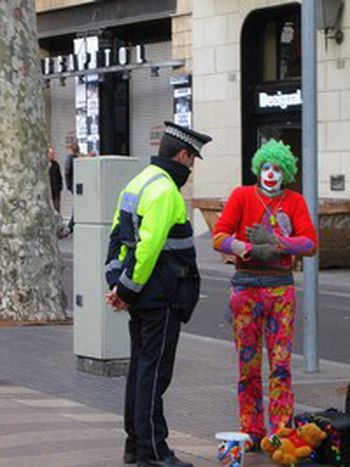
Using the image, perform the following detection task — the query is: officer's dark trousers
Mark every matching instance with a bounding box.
[124,306,182,461]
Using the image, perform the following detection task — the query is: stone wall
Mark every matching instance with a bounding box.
[172,0,193,73]
[172,0,194,206]
[317,1,350,199]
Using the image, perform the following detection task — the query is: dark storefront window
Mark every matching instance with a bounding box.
[96,19,172,155]
[279,18,301,79]
[99,71,130,156]
[39,17,171,156]
[263,13,301,82]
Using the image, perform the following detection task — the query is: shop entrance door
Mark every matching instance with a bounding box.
[257,125,302,192]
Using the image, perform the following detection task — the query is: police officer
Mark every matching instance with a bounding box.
[105,121,212,467]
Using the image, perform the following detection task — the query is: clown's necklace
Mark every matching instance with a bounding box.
[255,186,284,227]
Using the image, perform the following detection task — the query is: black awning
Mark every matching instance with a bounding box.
[37,0,176,39]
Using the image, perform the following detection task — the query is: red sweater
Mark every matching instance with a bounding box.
[213,186,318,273]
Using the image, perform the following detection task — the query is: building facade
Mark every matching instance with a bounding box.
[36,1,350,234]
[192,0,350,232]
[36,0,192,219]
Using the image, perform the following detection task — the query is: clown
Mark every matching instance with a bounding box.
[212,139,317,450]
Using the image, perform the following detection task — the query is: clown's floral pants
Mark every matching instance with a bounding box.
[230,284,296,441]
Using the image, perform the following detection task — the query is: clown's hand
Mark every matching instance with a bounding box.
[251,244,280,262]
[246,224,276,245]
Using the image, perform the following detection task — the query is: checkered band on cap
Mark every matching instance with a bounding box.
[165,126,203,154]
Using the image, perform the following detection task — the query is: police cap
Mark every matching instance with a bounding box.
[162,121,212,159]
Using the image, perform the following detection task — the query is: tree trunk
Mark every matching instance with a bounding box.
[0,1,67,321]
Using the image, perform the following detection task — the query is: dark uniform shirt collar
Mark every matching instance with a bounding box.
[150,156,190,189]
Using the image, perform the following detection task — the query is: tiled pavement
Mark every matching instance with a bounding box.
[0,382,213,467]
[0,325,347,466]
[0,380,274,467]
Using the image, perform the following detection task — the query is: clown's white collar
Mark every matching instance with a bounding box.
[257,185,284,198]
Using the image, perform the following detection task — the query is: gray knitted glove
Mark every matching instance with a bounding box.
[231,239,249,259]
[251,243,280,262]
[246,224,276,245]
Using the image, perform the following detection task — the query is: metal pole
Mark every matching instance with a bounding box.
[302,0,319,372]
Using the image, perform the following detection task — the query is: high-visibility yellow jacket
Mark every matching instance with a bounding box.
[105,159,200,319]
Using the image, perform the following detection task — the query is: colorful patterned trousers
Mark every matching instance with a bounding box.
[230,284,296,441]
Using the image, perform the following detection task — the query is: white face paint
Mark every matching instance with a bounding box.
[260,162,283,192]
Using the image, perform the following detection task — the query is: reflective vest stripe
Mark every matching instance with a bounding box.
[105,259,122,273]
[163,237,194,250]
[119,269,143,293]
[119,237,195,251]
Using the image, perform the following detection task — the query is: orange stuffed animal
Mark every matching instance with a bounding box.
[261,422,327,465]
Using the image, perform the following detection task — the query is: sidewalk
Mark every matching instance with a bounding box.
[2,325,348,467]
[0,234,348,466]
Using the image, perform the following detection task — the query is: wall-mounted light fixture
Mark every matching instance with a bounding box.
[317,0,344,47]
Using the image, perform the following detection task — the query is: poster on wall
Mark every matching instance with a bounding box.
[74,36,100,156]
[86,76,100,155]
[149,125,163,149]
[174,87,192,128]
[75,79,87,148]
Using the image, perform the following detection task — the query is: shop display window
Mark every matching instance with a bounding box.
[263,13,301,82]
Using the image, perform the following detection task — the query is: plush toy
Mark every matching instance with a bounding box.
[261,422,327,465]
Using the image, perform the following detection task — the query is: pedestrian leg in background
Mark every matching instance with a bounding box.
[68,208,74,233]
[264,285,295,433]
[52,193,61,213]
[58,209,74,239]
[230,286,266,445]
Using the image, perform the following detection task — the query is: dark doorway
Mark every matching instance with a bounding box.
[241,3,302,190]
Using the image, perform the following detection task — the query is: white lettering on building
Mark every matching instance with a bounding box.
[259,90,302,110]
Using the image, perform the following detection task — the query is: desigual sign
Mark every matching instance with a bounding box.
[258,89,302,110]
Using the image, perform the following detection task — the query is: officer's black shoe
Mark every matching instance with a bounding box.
[123,451,137,464]
[137,455,193,467]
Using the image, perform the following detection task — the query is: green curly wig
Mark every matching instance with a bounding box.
[251,139,298,185]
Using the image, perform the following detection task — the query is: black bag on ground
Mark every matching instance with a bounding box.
[295,408,350,465]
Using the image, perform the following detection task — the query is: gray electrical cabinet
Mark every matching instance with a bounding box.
[73,156,139,374]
